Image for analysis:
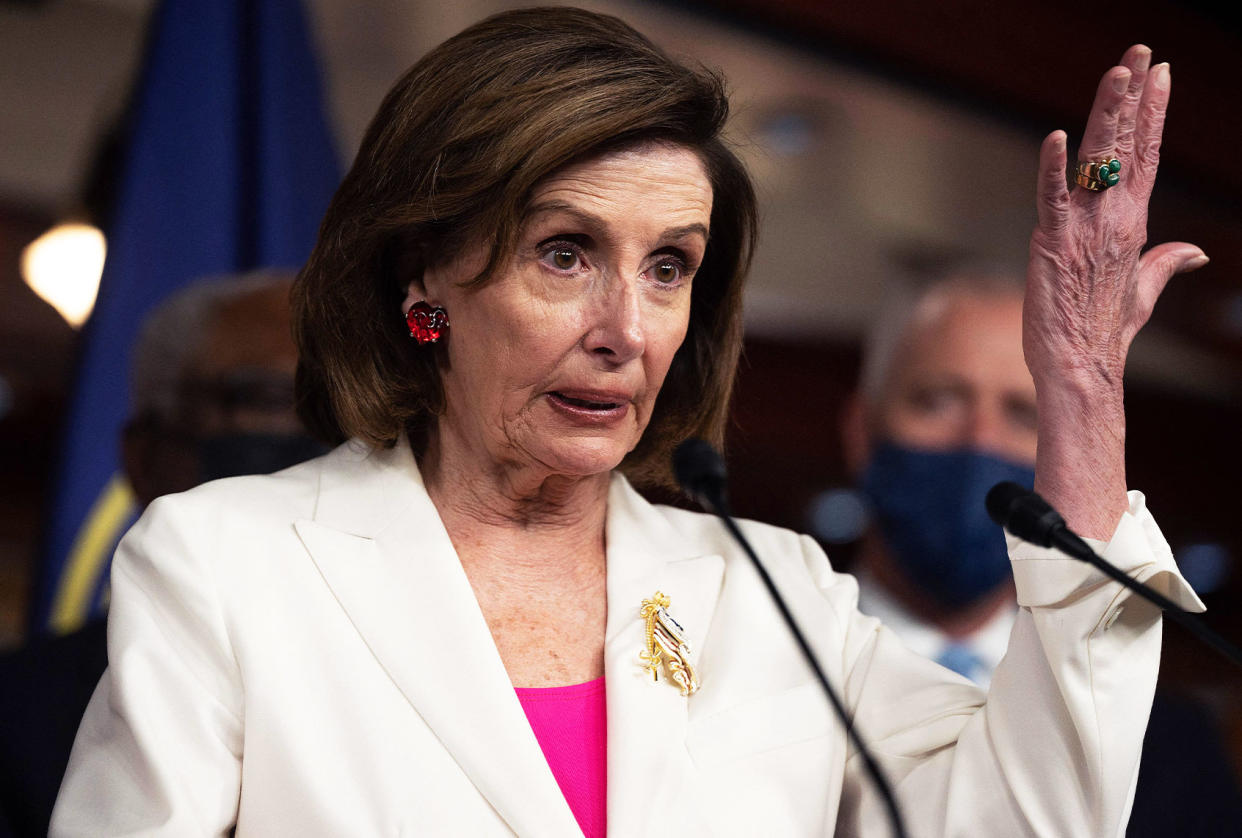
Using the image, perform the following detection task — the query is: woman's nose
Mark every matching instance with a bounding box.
[584,279,645,363]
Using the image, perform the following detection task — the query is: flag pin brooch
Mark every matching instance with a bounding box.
[639,591,700,696]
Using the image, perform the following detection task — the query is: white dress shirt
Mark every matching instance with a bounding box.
[855,570,1015,688]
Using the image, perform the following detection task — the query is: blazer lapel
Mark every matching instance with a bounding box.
[604,475,724,836]
[294,441,580,837]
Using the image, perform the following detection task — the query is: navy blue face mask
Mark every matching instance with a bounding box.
[859,442,1036,609]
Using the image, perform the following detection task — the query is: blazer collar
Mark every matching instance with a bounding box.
[603,475,724,836]
[296,440,725,836]
[304,439,416,538]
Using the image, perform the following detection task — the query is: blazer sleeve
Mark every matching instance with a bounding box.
[50,494,244,837]
[827,490,1203,838]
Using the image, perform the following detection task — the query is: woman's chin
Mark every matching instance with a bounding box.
[527,436,634,481]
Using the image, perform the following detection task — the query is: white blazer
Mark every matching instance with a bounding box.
[51,439,1201,837]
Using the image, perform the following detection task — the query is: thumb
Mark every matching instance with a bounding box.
[1134,241,1207,321]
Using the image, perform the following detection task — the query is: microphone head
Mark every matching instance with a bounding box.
[672,438,728,512]
[984,481,1029,529]
[985,480,1062,547]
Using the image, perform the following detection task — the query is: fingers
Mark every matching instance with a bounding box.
[1078,65,1131,165]
[1130,62,1170,199]
[1113,45,1152,162]
[1035,131,1070,232]
[1133,241,1207,321]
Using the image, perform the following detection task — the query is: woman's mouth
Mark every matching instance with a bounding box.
[546,391,631,422]
[550,392,621,410]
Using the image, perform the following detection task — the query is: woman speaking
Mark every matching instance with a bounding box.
[52,7,1203,836]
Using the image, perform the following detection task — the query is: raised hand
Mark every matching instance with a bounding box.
[1022,45,1207,539]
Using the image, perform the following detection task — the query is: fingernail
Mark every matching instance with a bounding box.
[1154,63,1170,89]
[1112,69,1131,93]
[1186,253,1209,270]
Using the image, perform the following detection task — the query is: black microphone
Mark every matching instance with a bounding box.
[986,482,1064,547]
[985,481,1095,562]
[672,439,909,838]
[986,481,1242,671]
[672,438,730,513]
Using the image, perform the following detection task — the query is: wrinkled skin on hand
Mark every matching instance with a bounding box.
[1023,45,1207,539]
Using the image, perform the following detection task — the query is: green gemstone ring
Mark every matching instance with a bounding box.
[1074,156,1122,192]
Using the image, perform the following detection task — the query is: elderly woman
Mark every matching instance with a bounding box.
[52,7,1203,837]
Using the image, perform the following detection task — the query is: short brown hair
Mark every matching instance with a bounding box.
[293,5,757,489]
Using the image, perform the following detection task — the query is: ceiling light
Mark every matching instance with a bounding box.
[20,222,107,329]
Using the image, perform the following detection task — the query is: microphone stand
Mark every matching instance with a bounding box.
[675,440,910,838]
[987,482,1242,671]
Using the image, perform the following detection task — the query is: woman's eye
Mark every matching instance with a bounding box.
[652,260,682,284]
[551,248,578,270]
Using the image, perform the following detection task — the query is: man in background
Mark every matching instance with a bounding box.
[0,270,326,838]
[841,274,1033,685]
[121,270,322,505]
[842,272,1242,836]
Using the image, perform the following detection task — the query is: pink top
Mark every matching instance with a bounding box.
[515,677,607,837]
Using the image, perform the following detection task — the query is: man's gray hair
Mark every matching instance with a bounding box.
[129,269,296,422]
[858,270,1026,402]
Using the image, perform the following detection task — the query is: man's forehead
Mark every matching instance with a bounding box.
[192,284,298,378]
[894,290,1029,385]
[910,285,1022,331]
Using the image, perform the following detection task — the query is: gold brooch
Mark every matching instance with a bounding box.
[639,591,700,696]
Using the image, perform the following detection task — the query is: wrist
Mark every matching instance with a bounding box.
[1034,374,1125,426]
[1032,377,1128,541]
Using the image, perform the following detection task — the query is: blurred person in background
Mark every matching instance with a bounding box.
[841,273,1242,836]
[840,274,1035,687]
[0,270,325,838]
[120,270,325,503]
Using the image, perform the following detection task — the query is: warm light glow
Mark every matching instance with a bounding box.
[21,223,107,328]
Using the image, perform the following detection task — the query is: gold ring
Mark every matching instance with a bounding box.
[1074,156,1122,191]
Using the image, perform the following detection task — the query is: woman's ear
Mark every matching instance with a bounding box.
[397,243,428,313]
[401,279,423,315]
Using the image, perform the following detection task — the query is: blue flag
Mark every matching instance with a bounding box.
[31,0,340,635]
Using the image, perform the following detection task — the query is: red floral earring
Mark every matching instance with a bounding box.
[405,301,449,345]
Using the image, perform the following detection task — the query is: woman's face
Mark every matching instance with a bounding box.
[407,143,713,481]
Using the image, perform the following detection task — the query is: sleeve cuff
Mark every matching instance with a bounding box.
[1007,490,1206,612]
